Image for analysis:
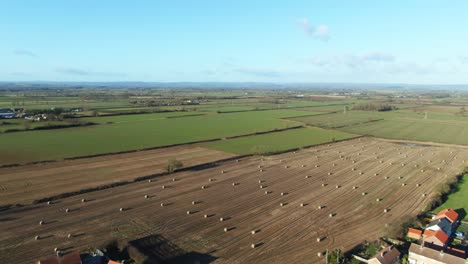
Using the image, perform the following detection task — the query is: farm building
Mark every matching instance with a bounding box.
[368,246,400,264]
[408,243,467,264]
[407,228,423,240]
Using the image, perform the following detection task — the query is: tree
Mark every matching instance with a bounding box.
[166,159,183,173]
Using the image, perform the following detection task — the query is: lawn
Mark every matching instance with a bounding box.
[203,127,357,155]
[289,111,386,128]
[0,109,317,165]
[435,174,468,219]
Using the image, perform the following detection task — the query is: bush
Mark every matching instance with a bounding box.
[166,159,183,173]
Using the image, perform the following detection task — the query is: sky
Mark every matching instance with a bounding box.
[1,0,468,84]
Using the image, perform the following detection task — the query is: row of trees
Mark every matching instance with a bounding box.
[352,103,397,112]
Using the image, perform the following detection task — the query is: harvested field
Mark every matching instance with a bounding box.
[1,138,467,263]
[0,146,235,205]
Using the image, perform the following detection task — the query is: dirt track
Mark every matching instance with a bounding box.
[0,146,235,205]
[0,137,467,263]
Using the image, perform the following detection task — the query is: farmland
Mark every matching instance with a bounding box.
[290,108,468,145]
[0,145,235,205]
[0,138,466,263]
[203,127,357,155]
[0,109,318,165]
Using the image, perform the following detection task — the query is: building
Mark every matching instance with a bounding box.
[368,246,400,264]
[408,243,467,264]
[434,208,459,224]
[407,228,423,240]
[423,230,449,247]
[426,218,454,236]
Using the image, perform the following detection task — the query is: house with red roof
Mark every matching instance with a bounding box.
[407,228,423,240]
[423,229,450,247]
[434,208,459,224]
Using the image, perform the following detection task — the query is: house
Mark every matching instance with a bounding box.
[423,230,449,247]
[434,208,459,224]
[408,243,467,264]
[368,246,400,264]
[407,228,423,240]
[426,218,454,236]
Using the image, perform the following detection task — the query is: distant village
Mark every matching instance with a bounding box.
[0,107,83,121]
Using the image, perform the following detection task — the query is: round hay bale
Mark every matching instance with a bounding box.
[160,203,165,207]
[172,178,177,182]
[144,195,149,199]
[81,198,86,203]
[186,210,191,215]
[316,237,322,242]
[204,214,208,218]
[192,201,197,205]
[329,213,334,218]
[35,235,40,240]
[260,185,265,189]
[47,201,51,205]
[317,252,323,257]
[335,185,340,189]
[321,183,326,187]
[300,203,305,207]
[301,164,305,168]
[416,184,421,187]
[201,186,206,189]
[264,190,270,194]
[54,247,59,252]
[305,175,310,179]
[328,172,332,175]
[251,243,256,248]
[219,217,224,222]
[353,186,357,190]
[384,209,389,213]
[251,230,257,235]
[119,208,124,212]
[260,169,264,172]
[280,202,285,206]
[221,170,225,174]
[39,220,44,225]
[402,183,406,186]
[209,178,214,182]
[148,179,152,183]
[362,192,367,196]
[318,205,323,209]
[162,185,166,189]
[315,165,319,168]
[224,227,228,232]
[422,193,427,197]
[65,208,70,213]
[67,233,72,238]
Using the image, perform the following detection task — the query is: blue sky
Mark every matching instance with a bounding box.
[2,0,468,84]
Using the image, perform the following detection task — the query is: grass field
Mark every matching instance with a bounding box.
[435,174,468,219]
[0,109,318,165]
[203,127,357,154]
[289,111,385,128]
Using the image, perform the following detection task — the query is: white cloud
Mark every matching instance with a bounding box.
[297,18,330,41]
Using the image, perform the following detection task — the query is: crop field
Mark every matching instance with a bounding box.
[435,174,468,219]
[0,109,316,165]
[204,127,357,155]
[0,146,235,205]
[1,138,466,263]
[341,118,468,145]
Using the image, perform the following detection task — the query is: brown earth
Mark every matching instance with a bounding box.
[0,146,236,205]
[0,137,467,263]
